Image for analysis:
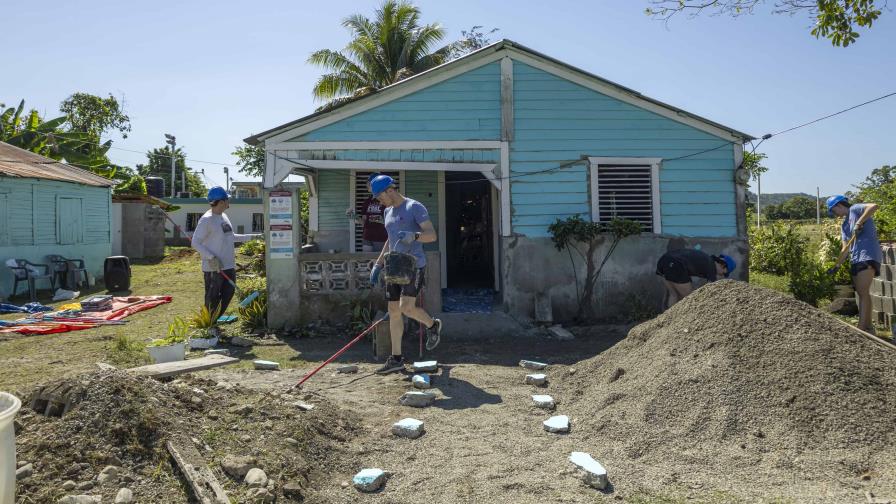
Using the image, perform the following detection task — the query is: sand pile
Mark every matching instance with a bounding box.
[15,369,359,503]
[557,280,896,488]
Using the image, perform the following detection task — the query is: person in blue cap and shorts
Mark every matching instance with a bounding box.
[656,248,736,309]
[368,174,443,374]
[192,186,262,331]
[826,194,881,332]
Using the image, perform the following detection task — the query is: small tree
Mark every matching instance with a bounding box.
[548,215,641,321]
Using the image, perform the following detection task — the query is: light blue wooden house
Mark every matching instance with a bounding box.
[0,142,113,300]
[246,40,753,325]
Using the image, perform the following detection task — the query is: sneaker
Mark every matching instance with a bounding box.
[376,356,405,375]
[425,319,442,351]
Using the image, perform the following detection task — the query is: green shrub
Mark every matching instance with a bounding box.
[239,239,266,277]
[238,276,267,331]
[788,254,836,307]
[749,222,808,275]
[817,224,852,285]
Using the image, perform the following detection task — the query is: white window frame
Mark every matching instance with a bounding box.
[588,157,662,234]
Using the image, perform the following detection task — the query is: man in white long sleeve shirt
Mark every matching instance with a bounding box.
[192,186,262,320]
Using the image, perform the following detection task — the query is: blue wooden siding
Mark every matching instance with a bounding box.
[317,170,351,232]
[510,62,736,238]
[293,62,501,142]
[403,171,440,252]
[0,177,112,298]
[286,149,498,163]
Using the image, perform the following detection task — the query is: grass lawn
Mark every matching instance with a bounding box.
[0,248,306,394]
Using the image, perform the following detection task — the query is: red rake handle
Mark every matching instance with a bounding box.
[296,313,389,388]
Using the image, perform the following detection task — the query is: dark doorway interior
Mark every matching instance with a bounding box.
[445,171,494,289]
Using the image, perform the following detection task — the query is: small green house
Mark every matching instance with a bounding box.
[0,142,113,300]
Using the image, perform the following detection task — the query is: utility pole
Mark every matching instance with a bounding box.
[164,134,176,197]
[816,187,821,225]
[223,167,230,193]
[756,174,761,228]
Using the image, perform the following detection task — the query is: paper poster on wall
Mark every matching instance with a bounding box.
[269,214,292,226]
[269,191,292,214]
[270,229,294,259]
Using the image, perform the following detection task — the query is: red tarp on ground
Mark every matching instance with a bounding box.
[0,296,172,335]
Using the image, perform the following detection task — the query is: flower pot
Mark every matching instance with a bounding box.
[188,336,219,350]
[147,342,186,364]
[1,391,22,504]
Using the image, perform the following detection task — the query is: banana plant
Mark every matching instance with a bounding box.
[1,99,119,178]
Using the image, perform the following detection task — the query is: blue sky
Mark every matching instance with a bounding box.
[4,0,894,194]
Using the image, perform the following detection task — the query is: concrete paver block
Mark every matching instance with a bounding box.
[520,360,548,370]
[569,452,608,489]
[391,418,425,439]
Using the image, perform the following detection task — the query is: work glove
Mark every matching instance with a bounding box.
[397,231,417,244]
[826,266,839,276]
[370,264,383,286]
[208,257,222,272]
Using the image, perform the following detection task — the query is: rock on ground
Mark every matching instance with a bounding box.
[221,455,256,479]
[97,465,120,485]
[569,452,608,489]
[230,336,254,347]
[543,415,570,433]
[247,487,275,502]
[283,481,305,499]
[114,488,134,503]
[549,325,575,341]
[16,463,33,480]
[399,391,436,408]
[353,468,386,492]
[57,497,101,504]
[525,374,547,386]
[337,364,359,374]
[244,467,268,488]
[392,418,425,439]
[204,348,231,356]
[411,374,431,389]
[61,481,77,491]
[520,360,548,370]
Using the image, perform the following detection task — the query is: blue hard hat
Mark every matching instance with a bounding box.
[367,172,382,184]
[826,194,848,216]
[207,186,230,202]
[718,254,736,277]
[370,175,395,197]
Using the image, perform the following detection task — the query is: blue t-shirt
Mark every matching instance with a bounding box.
[841,203,882,264]
[384,198,430,268]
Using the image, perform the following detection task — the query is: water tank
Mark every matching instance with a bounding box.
[145,177,165,198]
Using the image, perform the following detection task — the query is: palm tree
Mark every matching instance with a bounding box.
[308,0,447,111]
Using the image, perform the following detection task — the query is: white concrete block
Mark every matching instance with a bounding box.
[399,391,436,408]
[525,374,547,386]
[411,361,438,372]
[253,360,280,371]
[548,325,575,341]
[353,468,386,492]
[532,394,555,409]
[391,418,425,439]
[543,415,570,433]
[520,360,547,370]
[569,452,608,489]
[411,374,431,389]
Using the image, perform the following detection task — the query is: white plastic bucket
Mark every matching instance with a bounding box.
[147,342,186,364]
[0,392,22,504]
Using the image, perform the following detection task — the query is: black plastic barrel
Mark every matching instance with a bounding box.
[145,177,165,198]
[104,256,132,292]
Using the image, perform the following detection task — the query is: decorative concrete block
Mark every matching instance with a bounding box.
[391,418,425,439]
[569,452,609,489]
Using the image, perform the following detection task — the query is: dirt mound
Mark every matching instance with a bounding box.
[557,280,896,492]
[15,369,360,503]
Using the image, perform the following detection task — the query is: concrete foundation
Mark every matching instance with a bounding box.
[500,234,748,323]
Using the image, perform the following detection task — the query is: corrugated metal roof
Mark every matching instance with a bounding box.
[0,142,115,187]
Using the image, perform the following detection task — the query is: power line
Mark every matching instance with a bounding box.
[771,91,896,137]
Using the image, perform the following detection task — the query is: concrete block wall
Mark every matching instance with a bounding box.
[869,243,896,328]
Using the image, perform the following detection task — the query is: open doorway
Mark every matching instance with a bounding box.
[443,171,496,312]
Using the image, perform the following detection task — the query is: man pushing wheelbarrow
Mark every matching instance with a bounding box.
[368,175,443,374]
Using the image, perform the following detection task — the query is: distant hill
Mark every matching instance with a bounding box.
[746,192,817,205]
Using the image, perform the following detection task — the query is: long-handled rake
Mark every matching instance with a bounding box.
[294,313,390,389]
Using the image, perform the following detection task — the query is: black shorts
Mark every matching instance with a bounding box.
[656,254,690,284]
[385,267,426,301]
[850,260,881,277]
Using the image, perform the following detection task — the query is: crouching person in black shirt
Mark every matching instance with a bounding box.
[656,249,736,309]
